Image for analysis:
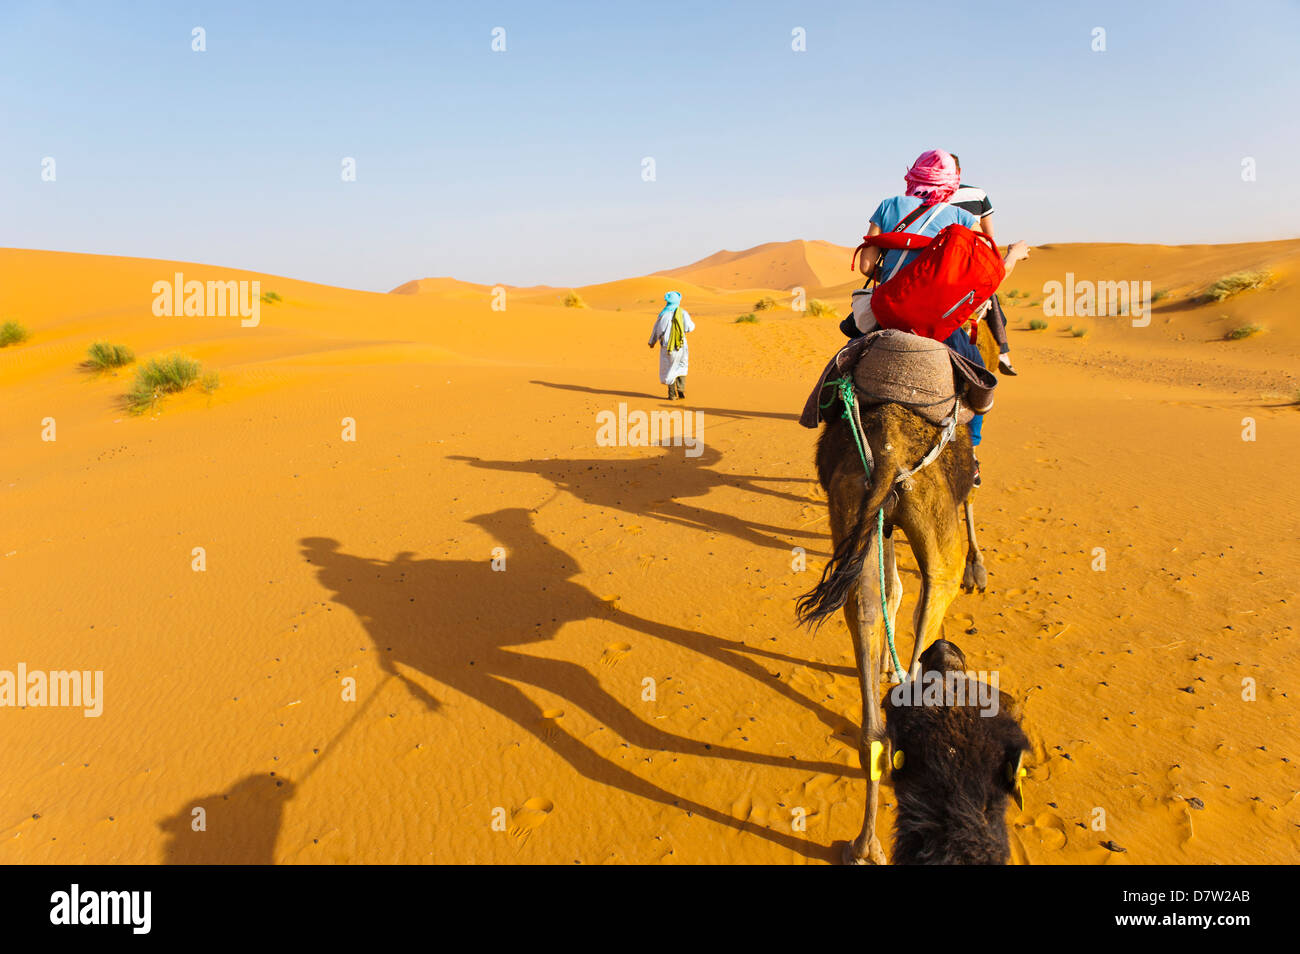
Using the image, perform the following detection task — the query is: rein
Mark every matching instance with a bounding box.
[820,376,963,681]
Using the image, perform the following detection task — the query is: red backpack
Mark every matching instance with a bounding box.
[850,210,1005,341]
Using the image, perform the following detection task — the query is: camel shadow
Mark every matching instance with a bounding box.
[450,444,824,554]
[297,508,851,861]
[158,773,296,864]
[530,379,802,423]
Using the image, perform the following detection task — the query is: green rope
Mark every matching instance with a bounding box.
[818,377,841,410]
[831,377,904,681]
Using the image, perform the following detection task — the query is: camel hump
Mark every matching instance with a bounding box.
[851,329,987,425]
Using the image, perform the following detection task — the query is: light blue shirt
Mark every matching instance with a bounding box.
[869,195,978,278]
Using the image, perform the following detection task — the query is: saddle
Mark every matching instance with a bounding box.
[799,329,996,429]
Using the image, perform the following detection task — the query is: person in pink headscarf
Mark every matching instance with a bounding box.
[902,148,963,205]
[853,149,1028,293]
[844,149,1031,483]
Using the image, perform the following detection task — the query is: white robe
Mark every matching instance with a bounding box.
[648,308,694,384]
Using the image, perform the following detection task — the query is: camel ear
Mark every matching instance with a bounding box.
[1003,749,1027,810]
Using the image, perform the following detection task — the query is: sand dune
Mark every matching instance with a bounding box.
[1,239,1296,864]
[656,238,854,294]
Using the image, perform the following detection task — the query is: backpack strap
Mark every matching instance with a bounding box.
[850,202,947,276]
[892,202,932,233]
[883,202,947,281]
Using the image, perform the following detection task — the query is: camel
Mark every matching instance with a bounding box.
[886,638,1030,864]
[796,388,983,864]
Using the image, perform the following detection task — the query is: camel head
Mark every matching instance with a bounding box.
[885,639,1029,864]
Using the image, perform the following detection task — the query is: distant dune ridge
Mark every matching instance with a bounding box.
[385,239,858,302]
[652,239,854,294]
[384,241,859,298]
[1,236,1298,864]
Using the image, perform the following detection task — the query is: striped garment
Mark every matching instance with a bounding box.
[948,184,993,219]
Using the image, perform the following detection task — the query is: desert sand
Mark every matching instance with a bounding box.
[1,238,1297,864]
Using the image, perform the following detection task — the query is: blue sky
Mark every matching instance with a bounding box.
[3,0,1298,290]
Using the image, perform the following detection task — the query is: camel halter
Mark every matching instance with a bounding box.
[821,376,963,682]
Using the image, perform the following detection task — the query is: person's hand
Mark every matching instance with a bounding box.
[1007,240,1030,262]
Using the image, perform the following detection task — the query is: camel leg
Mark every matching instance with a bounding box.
[843,529,888,866]
[962,498,988,592]
[909,572,962,674]
[908,519,966,673]
[909,576,930,677]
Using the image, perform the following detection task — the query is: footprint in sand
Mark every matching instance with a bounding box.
[801,773,840,798]
[541,708,564,741]
[729,793,754,835]
[600,643,632,667]
[1141,792,1197,849]
[508,797,554,846]
[1171,798,1196,848]
[1024,811,1068,852]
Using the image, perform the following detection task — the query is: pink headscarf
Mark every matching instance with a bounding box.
[903,149,960,205]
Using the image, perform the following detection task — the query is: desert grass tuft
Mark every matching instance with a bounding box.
[125,353,203,414]
[806,299,839,319]
[1200,270,1270,303]
[83,341,135,371]
[1028,319,1048,331]
[1224,323,1262,340]
[0,320,29,347]
[562,291,587,308]
[735,313,758,324]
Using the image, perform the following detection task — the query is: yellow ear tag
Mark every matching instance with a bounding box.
[870,740,886,780]
[892,750,905,771]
